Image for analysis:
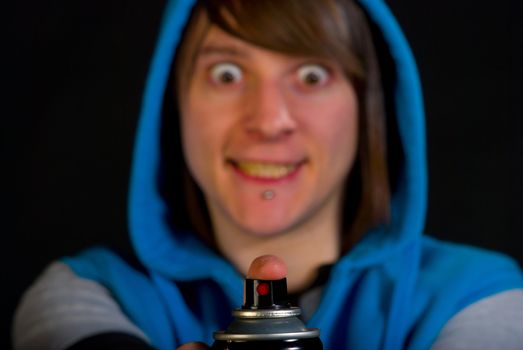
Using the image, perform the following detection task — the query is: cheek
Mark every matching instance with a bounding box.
[324,108,358,184]
[305,89,359,168]
[179,92,236,182]
[179,97,214,182]
[330,103,358,155]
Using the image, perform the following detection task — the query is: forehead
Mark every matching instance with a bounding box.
[198,26,254,56]
[196,26,325,64]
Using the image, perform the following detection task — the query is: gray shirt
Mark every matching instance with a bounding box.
[13,262,523,350]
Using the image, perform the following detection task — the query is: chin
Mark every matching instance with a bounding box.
[233,212,302,238]
[209,188,312,239]
[242,225,288,238]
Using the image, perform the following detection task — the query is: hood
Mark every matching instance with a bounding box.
[127,0,427,297]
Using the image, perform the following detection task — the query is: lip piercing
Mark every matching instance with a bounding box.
[262,190,275,200]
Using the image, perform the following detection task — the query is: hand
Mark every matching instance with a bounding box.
[177,256,286,350]
[177,341,210,350]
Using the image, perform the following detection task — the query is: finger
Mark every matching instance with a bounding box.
[177,341,210,350]
[246,255,287,280]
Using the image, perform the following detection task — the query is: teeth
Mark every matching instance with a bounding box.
[235,161,296,179]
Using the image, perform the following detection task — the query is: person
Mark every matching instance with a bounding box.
[13,0,523,349]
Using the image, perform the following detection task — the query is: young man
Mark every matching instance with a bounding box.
[14,1,523,349]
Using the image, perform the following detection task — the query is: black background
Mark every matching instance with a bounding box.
[3,1,522,348]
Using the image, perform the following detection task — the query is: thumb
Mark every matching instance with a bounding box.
[247,254,287,280]
[177,341,210,350]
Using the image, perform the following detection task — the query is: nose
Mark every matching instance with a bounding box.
[244,81,297,140]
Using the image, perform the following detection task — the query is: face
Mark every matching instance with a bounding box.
[179,26,359,237]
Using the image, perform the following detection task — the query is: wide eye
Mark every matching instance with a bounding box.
[209,62,243,85]
[297,64,329,86]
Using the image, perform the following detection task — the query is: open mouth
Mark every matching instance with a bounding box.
[228,160,304,180]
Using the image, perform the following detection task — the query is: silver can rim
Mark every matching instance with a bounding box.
[213,328,320,341]
[232,307,301,319]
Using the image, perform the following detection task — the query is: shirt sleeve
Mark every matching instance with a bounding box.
[430,289,523,350]
[13,261,151,350]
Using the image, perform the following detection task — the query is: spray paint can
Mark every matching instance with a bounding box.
[211,278,323,349]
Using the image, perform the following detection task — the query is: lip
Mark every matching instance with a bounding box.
[226,158,306,184]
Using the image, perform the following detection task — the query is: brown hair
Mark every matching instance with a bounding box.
[172,0,390,253]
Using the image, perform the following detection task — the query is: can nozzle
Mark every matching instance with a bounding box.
[212,255,322,349]
[243,278,290,309]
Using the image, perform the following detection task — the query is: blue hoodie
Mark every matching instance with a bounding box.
[63,0,523,349]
